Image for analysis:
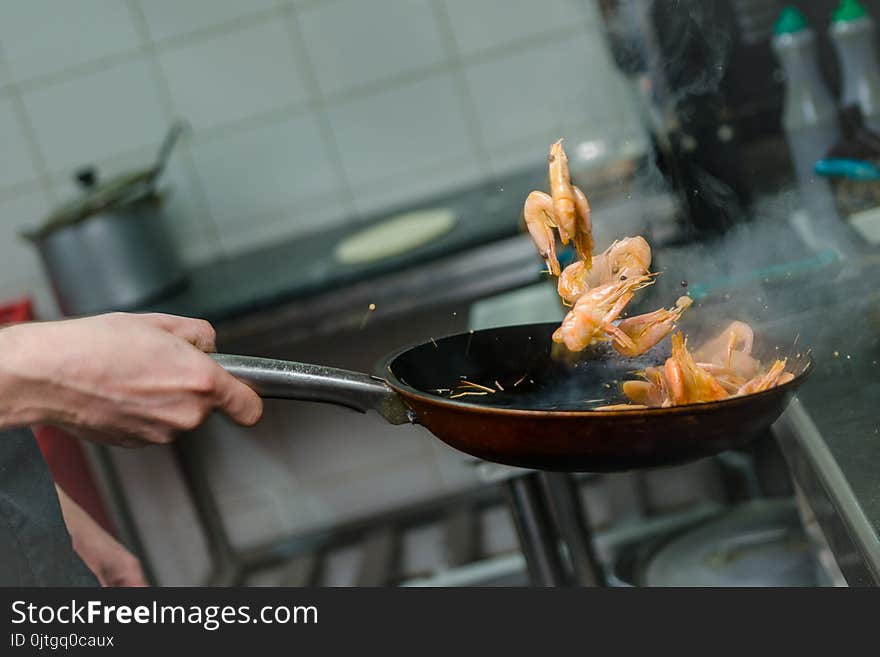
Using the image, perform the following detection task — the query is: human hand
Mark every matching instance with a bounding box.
[0,312,262,446]
[56,486,147,587]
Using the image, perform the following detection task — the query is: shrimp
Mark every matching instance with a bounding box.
[622,366,669,406]
[572,185,593,266]
[523,190,560,275]
[552,274,654,352]
[557,260,590,305]
[664,332,728,405]
[695,363,748,394]
[736,359,792,396]
[558,236,652,305]
[612,295,693,357]
[694,321,759,379]
[620,335,796,407]
[548,139,577,249]
[597,237,652,284]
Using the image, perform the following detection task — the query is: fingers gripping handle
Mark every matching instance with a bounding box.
[210,354,412,425]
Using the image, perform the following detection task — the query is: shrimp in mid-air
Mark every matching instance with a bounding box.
[523,140,594,275]
[523,143,686,356]
[520,139,799,408]
[557,236,652,305]
[552,274,654,352]
[612,296,693,357]
[523,190,561,275]
[548,139,593,264]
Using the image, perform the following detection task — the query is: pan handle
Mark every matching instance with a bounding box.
[211,354,412,425]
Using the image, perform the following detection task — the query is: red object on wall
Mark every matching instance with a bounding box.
[1,296,117,536]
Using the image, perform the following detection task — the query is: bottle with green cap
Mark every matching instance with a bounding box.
[773,7,848,255]
[829,0,880,132]
[772,7,840,208]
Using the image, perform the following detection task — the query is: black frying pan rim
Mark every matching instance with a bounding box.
[375,323,815,418]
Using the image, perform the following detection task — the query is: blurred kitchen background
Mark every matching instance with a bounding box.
[0,0,642,312]
[2,0,879,586]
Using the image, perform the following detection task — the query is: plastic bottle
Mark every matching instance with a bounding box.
[829,0,880,133]
[772,7,841,192]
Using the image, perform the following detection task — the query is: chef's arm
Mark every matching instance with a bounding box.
[0,312,263,446]
[55,484,147,587]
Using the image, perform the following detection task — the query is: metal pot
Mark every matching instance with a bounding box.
[23,123,189,316]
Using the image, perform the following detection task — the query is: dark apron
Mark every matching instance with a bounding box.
[0,427,98,586]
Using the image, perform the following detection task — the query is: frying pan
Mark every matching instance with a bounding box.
[211,322,812,473]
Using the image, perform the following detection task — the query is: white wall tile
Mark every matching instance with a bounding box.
[0,57,11,89]
[442,0,594,58]
[158,19,309,133]
[297,0,447,97]
[0,188,57,319]
[191,110,337,228]
[0,97,41,190]
[161,154,223,265]
[0,190,52,281]
[485,136,555,178]
[351,157,482,218]
[465,34,619,154]
[327,73,477,189]
[215,195,350,256]
[21,57,169,174]
[138,0,277,43]
[0,0,140,82]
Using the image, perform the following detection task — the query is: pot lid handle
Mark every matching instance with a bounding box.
[74,166,98,190]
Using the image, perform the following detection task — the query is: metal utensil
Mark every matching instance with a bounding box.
[212,322,812,473]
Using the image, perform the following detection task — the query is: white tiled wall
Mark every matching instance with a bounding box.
[0,0,640,318]
[0,1,646,583]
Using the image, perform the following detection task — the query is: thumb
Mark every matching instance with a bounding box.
[211,364,264,427]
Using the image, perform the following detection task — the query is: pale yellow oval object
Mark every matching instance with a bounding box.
[334,208,456,265]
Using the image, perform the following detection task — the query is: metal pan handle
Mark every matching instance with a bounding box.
[211,354,412,425]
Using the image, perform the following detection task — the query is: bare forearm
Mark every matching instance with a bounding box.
[0,312,261,446]
[0,324,56,430]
